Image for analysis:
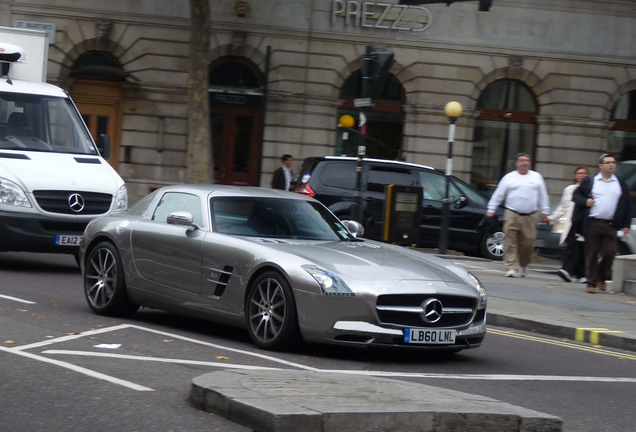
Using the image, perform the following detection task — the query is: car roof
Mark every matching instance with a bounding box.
[305,156,436,172]
[156,184,317,201]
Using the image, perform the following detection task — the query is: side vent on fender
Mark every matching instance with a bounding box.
[207,265,234,297]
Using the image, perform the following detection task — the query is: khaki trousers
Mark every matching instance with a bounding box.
[503,209,537,270]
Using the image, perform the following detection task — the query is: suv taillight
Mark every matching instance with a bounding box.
[293,184,315,197]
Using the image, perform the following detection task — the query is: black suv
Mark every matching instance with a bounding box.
[291,156,504,260]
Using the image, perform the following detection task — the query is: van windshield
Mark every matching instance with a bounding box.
[0,92,98,155]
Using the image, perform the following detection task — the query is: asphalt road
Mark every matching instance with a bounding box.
[1,252,635,432]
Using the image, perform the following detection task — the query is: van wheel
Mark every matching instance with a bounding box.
[480,230,505,261]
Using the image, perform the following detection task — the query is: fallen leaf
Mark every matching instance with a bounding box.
[215,356,229,360]
[49,300,58,306]
[64,332,81,335]
[4,340,15,344]
[162,339,174,343]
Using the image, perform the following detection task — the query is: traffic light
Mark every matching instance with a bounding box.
[359,50,395,99]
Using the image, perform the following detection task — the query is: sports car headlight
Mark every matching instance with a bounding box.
[302,265,354,296]
[0,177,31,208]
[468,272,487,308]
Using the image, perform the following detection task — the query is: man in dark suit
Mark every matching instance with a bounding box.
[271,154,293,190]
[573,154,631,293]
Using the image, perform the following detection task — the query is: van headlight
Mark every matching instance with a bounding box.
[0,177,31,208]
[113,184,128,213]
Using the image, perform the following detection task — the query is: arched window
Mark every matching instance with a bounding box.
[337,71,404,160]
[471,79,537,193]
[71,51,128,81]
[609,90,636,161]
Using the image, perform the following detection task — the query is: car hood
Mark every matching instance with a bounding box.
[255,238,465,283]
[0,151,122,192]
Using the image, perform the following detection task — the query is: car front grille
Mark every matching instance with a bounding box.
[33,190,113,215]
[376,294,478,328]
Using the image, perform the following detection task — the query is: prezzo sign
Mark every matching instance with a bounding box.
[331,0,432,32]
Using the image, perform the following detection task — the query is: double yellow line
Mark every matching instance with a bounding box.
[488,327,636,360]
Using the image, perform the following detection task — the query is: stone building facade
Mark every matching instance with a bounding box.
[2,0,635,204]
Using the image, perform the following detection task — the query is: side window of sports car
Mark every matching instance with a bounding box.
[152,192,203,226]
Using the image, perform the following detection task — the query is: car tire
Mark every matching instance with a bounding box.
[246,271,300,350]
[480,230,505,261]
[83,242,139,316]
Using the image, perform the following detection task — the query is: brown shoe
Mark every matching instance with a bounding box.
[585,285,596,294]
[598,282,607,291]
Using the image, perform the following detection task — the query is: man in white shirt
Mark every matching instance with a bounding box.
[486,153,550,277]
[271,154,293,190]
[572,154,631,293]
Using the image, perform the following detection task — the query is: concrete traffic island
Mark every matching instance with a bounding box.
[191,370,562,432]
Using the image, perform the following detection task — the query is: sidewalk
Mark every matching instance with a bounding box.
[441,251,636,353]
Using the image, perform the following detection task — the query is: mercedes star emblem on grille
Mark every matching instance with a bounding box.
[420,298,443,323]
[68,193,85,213]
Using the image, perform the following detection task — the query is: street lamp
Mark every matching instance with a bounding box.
[438,101,463,254]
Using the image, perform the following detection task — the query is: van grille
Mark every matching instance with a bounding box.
[33,190,112,215]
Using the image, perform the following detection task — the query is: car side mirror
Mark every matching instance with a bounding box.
[453,196,468,209]
[167,211,200,229]
[97,134,111,160]
[342,220,365,238]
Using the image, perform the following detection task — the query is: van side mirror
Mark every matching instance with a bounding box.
[97,134,111,160]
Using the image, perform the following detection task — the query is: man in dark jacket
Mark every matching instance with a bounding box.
[573,154,631,293]
[271,154,293,190]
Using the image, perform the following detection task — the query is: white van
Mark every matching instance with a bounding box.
[0,27,127,257]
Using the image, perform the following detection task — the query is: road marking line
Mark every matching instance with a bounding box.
[43,350,284,371]
[11,323,132,351]
[0,345,153,391]
[331,369,636,382]
[41,351,636,383]
[122,324,321,371]
[11,324,636,390]
[489,328,636,360]
[0,294,36,304]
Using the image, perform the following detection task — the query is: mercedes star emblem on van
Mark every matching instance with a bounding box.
[67,193,85,213]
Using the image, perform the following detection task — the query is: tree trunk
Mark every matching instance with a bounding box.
[186,0,213,183]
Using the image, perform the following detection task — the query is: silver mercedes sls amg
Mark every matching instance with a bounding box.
[80,184,487,351]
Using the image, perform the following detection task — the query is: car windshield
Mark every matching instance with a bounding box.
[211,196,355,241]
[0,92,97,154]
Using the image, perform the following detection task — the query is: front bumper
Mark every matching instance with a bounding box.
[323,314,487,350]
[295,287,487,351]
[0,210,90,254]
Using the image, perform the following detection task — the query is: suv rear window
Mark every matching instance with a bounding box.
[320,161,357,189]
[367,166,415,192]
